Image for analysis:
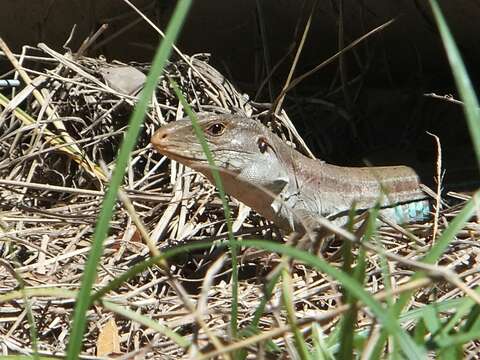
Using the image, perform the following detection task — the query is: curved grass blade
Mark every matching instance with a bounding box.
[428,0,480,165]
[237,239,425,359]
[102,301,190,348]
[170,81,239,337]
[282,269,312,360]
[65,1,192,358]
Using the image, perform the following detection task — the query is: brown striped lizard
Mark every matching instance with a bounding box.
[151,114,430,236]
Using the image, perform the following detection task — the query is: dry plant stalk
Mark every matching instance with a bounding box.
[0,41,475,358]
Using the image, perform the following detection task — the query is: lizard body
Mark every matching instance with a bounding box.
[151,114,429,233]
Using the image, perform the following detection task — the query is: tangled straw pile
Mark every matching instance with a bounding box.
[0,43,478,357]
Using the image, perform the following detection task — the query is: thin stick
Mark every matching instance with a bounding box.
[426,131,443,243]
[274,0,316,115]
[275,18,395,102]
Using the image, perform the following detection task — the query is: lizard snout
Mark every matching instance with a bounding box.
[151,127,171,150]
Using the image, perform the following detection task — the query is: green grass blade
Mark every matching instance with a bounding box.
[413,319,427,345]
[373,0,480,350]
[382,0,480,331]
[416,4,480,351]
[138,238,422,358]
[311,323,335,360]
[338,207,374,359]
[326,324,341,348]
[65,1,192,358]
[92,241,227,305]
[428,0,480,166]
[6,268,39,359]
[170,82,239,338]
[373,192,479,354]
[22,289,39,360]
[282,269,312,360]
[337,285,356,359]
[237,239,425,359]
[439,346,462,360]
[422,305,442,335]
[102,301,190,348]
[399,298,464,324]
[337,207,357,360]
[435,304,480,350]
[435,301,477,344]
[237,268,283,359]
[396,191,479,311]
[459,304,480,335]
[435,328,480,348]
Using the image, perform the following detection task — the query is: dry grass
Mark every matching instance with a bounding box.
[0,42,479,358]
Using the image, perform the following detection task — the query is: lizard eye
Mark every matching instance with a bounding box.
[206,123,225,136]
[258,137,269,153]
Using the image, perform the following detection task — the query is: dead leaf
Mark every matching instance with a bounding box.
[97,317,121,356]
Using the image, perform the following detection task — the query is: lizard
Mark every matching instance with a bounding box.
[151,113,430,236]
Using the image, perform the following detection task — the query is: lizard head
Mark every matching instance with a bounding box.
[151,114,290,198]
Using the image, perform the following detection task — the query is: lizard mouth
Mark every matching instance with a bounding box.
[152,144,207,167]
[152,143,237,178]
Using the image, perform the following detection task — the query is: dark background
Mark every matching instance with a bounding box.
[1,0,478,188]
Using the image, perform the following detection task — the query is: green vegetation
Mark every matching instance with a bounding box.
[1,0,479,359]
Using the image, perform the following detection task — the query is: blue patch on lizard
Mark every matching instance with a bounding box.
[393,200,430,224]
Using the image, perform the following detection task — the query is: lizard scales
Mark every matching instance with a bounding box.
[151,114,430,233]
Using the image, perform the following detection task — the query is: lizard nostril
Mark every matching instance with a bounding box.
[151,129,169,147]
